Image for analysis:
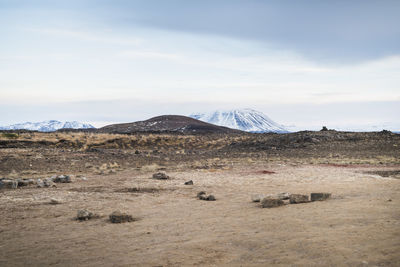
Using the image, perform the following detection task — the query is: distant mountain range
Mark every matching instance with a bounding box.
[190,109,288,133]
[0,120,95,132]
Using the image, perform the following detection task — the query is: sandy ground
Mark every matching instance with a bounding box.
[1,163,399,266]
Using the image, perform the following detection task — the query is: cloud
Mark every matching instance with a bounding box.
[27,27,143,46]
[107,0,400,64]
[118,50,180,60]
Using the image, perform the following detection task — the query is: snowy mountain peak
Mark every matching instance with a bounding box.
[190,109,288,133]
[0,120,95,132]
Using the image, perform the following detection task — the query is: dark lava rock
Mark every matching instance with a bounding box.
[53,175,72,183]
[0,179,18,189]
[289,194,310,204]
[109,211,134,223]
[206,195,216,201]
[77,210,94,221]
[197,191,216,201]
[152,172,169,180]
[17,178,35,187]
[184,180,193,185]
[261,198,284,208]
[197,191,206,198]
[311,193,331,201]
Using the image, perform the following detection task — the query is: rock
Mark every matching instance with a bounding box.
[197,191,216,201]
[184,180,193,185]
[310,193,331,201]
[109,211,134,223]
[276,192,291,200]
[289,194,310,204]
[36,179,45,188]
[206,195,216,201]
[43,178,56,187]
[261,198,284,208]
[49,198,62,205]
[152,172,169,180]
[77,209,94,221]
[17,178,35,187]
[53,175,72,183]
[253,192,290,202]
[251,194,264,202]
[0,179,18,189]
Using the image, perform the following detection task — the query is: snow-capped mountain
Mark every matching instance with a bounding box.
[0,120,95,132]
[190,109,289,133]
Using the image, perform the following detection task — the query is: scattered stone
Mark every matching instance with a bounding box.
[43,178,56,188]
[289,194,310,204]
[184,180,193,185]
[49,198,62,205]
[109,211,134,223]
[77,209,94,221]
[152,172,169,180]
[197,191,206,198]
[206,195,216,201]
[0,179,18,189]
[261,198,284,208]
[36,179,45,188]
[197,191,216,201]
[80,176,88,181]
[310,193,332,201]
[251,194,264,202]
[252,192,290,202]
[276,192,291,200]
[53,175,72,183]
[17,178,35,187]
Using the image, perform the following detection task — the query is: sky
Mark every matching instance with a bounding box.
[0,0,399,131]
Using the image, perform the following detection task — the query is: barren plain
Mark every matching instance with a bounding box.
[1,130,399,266]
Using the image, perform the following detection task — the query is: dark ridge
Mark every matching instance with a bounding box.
[98,115,243,134]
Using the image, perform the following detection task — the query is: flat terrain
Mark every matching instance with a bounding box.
[0,131,399,266]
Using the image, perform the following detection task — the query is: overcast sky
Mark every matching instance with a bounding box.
[1,0,399,130]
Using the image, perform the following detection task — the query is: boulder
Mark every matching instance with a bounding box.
[109,211,134,223]
[184,180,193,185]
[77,209,94,221]
[311,193,331,201]
[152,172,169,180]
[289,194,309,204]
[261,198,284,208]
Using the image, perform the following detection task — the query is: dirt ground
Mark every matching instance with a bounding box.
[1,162,399,266]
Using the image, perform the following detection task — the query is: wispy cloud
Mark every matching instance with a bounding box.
[118,50,180,60]
[26,27,143,46]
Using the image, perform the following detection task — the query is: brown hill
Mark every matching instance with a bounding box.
[98,115,242,134]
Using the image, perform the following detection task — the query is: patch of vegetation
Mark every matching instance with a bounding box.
[2,132,19,139]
